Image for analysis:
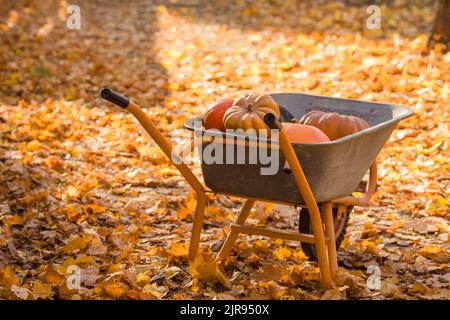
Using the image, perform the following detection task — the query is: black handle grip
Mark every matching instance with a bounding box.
[100,88,129,108]
[263,113,282,130]
[279,105,296,122]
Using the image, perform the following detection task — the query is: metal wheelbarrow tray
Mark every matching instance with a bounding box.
[185,93,413,205]
[101,88,413,288]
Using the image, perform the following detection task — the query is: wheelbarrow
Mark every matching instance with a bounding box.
[100,88,413,288]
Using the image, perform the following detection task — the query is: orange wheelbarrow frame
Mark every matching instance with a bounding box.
[101,88,377,288]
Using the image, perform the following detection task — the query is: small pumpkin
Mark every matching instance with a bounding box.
[223,94,280,134]
[299,110,369,140]
[282,123,330,143]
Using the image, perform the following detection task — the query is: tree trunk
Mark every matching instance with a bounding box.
[429,0,450,50]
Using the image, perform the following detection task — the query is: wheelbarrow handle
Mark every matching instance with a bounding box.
[263,113,282,130]
[100,88,129,109]
[101,87,208,261]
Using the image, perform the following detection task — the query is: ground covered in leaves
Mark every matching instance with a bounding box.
[0,0,449,300]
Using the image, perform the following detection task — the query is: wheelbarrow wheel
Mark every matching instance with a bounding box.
[298,204,352,261]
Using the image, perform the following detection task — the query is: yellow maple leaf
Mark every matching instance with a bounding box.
[420,245,446,261]
[252,239,270,253]
[189,250,230,289]
[274,246,291,260]
[26,140,42,152]
[139,283,167,299]
[360,240,378,256]
[62,236,90,253]
[267,281,286,299]
[66,185,80,199]
[176,207,191,220]
[44,269,66,286]
[167,242,189,258]
[409,283,427,294]
[3,215,25,226]
[258,280,286,299]
[85,204,107,214]
[290,265,321,283]
[64,205,82,220]
[136,273,150,286]
[57,254,94,275]
[101,281,125,298]
[264,203,274,214]
[107,264,123,274]
[0,266,20,288]
[32,283,54,299]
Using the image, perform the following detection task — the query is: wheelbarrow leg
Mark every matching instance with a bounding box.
[216,199,255,261]
[323,201,338,278]
[281,143,332,287]
[306,202,332,288]
[189,193,207,260]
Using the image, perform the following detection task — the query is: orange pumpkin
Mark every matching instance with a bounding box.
[223,94,280,135]
[203,99,234,131]
[282,122,330,143]
[299,110,369,140]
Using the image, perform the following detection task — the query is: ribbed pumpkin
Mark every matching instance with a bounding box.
[299,110,369,140]
[223,94,280,134]
[282,123,330,143]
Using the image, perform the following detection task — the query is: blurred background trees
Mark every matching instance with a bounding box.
[429,0,450,50]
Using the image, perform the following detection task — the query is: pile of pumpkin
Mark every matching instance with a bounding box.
[203,94,369,142]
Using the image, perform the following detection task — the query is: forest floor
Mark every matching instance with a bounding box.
[0,0,449,300]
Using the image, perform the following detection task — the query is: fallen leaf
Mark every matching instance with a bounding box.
[44,269,66,286]
[32,283,54,299]
[101,281,125,298]
[273,246,292,260]
[189,250,230,289]
[167,242,189,258]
